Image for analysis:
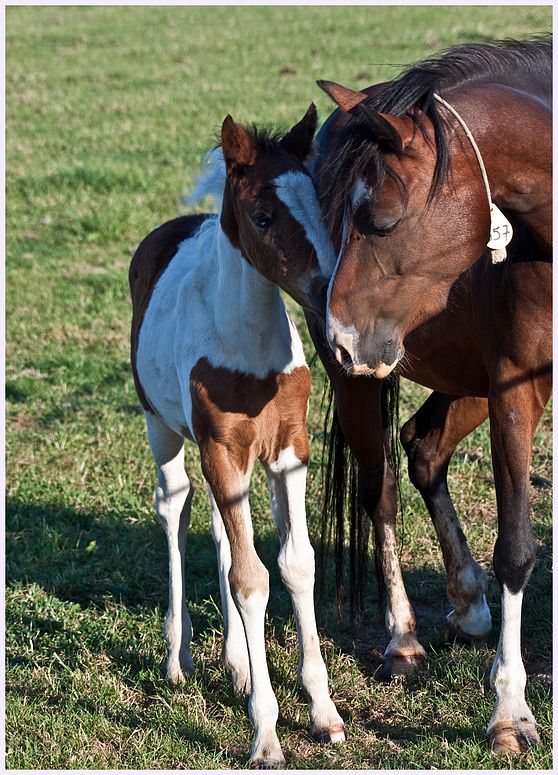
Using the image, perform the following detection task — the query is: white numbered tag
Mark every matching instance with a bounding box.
[487,203,513,250]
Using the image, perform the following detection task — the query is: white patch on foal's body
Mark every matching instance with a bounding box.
[274,170,337,279]
[136,218,306,438]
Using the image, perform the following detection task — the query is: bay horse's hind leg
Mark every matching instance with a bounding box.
[400,393,492,644]
[145,412,195,682]
[265,447,345,744]
[208,488,251,696]
[486,368,551,754]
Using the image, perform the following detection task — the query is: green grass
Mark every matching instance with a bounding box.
[6,5,552,770]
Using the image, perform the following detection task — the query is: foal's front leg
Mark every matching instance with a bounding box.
[265,446,345,744]
[208,488,250,695]
[201,442,284,769]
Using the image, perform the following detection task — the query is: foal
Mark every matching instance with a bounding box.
[129,106,344,768]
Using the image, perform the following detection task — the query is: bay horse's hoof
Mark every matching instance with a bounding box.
[312,724,346,744]
[444,623,487,648]
[489,721,539,755]
[379,653,425,681]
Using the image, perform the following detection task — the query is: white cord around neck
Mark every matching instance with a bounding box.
[433,93,492,209]
[433,92,512,259]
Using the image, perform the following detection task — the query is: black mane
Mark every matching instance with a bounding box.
[320,36,552,228]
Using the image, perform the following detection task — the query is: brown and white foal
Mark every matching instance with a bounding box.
[129,106,343,768]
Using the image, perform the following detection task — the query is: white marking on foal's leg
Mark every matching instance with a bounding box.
[208,487,250,695]
[220,472,284,768]
[237,585,284,768]
[487,585,538,753]
[274,170,337,277]
[145,413,195,682]
[266,447,345,742]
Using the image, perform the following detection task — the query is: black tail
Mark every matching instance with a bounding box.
[319,375,400,621]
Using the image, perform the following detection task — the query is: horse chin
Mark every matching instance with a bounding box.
[373,361,397,379]
[345,360,397,379]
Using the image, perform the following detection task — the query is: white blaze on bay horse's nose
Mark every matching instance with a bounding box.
[274,170,337,278]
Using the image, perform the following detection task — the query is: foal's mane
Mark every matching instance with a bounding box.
[320,36,552,224]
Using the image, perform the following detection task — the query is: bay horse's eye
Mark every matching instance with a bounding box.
[252,213,273,230]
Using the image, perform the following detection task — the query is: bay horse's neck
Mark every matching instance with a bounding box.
[446,82,552,253]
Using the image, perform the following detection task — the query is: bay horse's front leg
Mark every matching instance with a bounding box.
[264,446,345,744]
[305,311,424,678]
[486,369,551,754]
[400,393,492,644]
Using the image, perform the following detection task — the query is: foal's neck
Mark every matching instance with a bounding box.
[211,226,298,377]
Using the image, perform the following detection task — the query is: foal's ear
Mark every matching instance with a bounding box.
[279,103,318,162]
[317,79,413,153]
[221,115,257,172]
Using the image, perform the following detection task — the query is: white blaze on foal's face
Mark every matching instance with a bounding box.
[274,169,337,282]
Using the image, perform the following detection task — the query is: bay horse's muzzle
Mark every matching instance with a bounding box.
[327,314,404,378]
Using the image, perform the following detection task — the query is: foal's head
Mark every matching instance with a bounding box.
[220,105,336,314]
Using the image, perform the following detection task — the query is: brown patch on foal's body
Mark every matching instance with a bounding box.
[190,357,310,472]
[129,214,210,417]
[189,357,311,644]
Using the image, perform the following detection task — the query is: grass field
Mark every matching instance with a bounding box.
[5,5,552,770]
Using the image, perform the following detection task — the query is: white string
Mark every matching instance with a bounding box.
[433,93,492,210]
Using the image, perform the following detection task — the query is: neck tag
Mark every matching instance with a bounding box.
[488,203,513,250]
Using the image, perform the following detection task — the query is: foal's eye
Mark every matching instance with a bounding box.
[252,213,273,230]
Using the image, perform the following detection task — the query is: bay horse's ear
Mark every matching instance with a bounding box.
[279,103,318,162]
[317,80,368,112]
[221,115,257,172]
[317,79,412,153]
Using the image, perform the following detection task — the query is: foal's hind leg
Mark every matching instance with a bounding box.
[145,412,195,682]
[265,447,345,744]
[401,393,492,644]
[208,488,251,696]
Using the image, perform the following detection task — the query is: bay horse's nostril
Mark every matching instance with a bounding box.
[338,345,354,370]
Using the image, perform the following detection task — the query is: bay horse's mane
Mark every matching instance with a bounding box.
[320,36,552,225]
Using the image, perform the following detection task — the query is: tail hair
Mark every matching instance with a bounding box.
[182,148,227,213]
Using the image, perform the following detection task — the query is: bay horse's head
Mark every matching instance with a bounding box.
[318,80,491,378]
[220,104,336,315]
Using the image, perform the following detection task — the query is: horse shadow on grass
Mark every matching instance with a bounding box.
[6,490,552,766]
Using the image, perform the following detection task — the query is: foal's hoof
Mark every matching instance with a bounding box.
[489,721,539,755]
[250,759,284,770]
[444,623,487,648]
[379,653,424,681]
[166,662,195,685]
[312,724,346,744]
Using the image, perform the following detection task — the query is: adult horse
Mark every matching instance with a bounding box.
[221,39,552,755]
[314,38,551,755]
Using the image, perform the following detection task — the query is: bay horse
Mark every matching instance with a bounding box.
[129,106,344,768]
[312,38,551,755]
[222,40,551,756]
